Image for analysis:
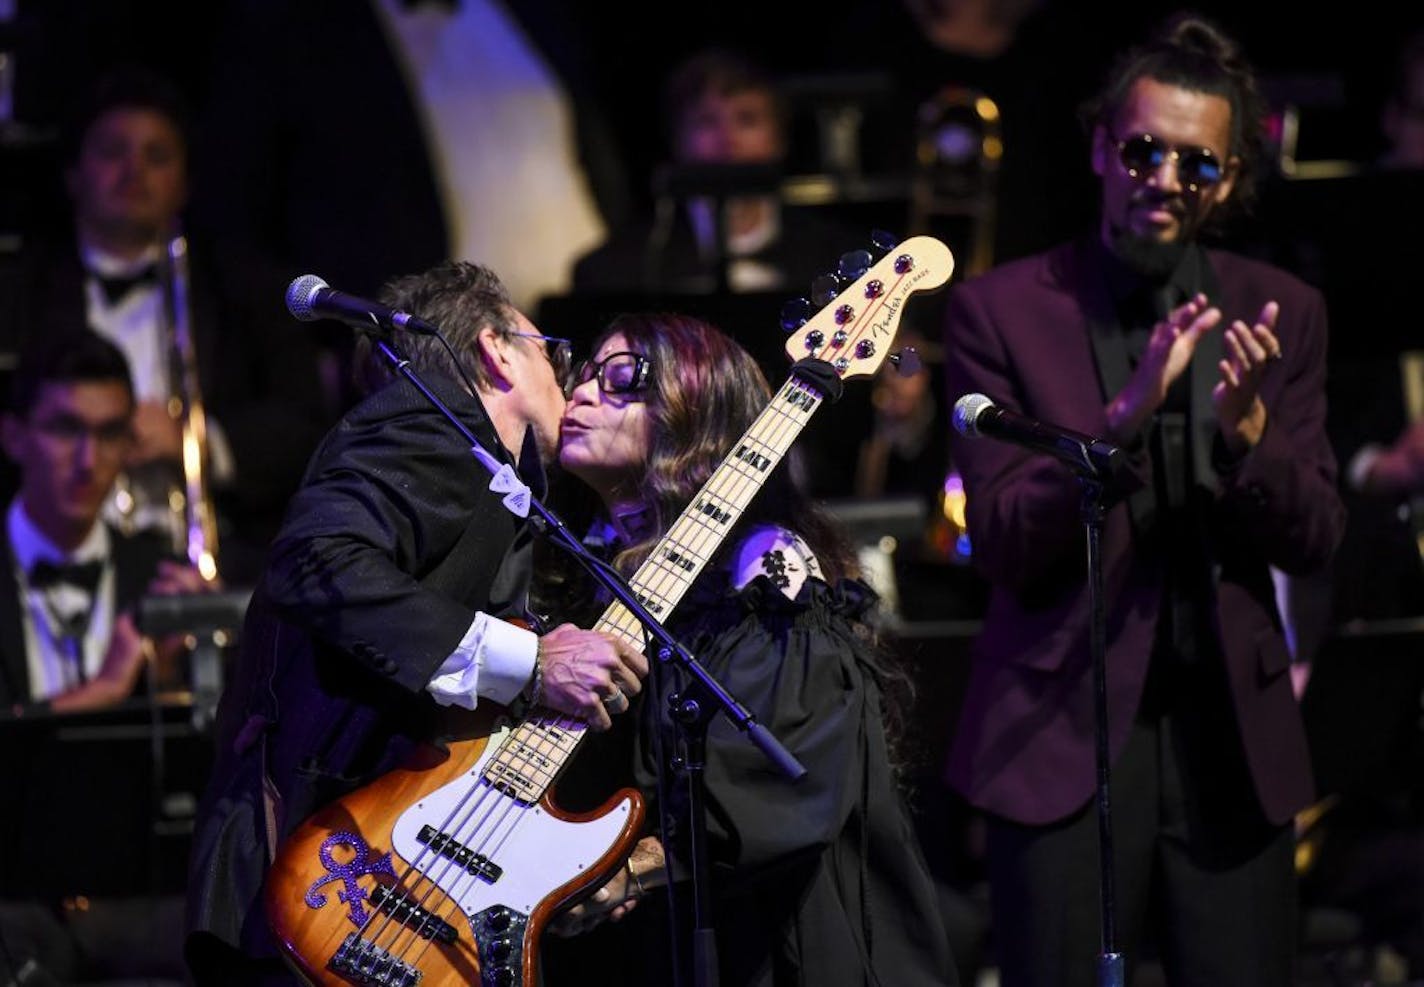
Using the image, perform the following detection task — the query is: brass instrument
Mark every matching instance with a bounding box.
[909,85,1002,278]
[160,229,220,582]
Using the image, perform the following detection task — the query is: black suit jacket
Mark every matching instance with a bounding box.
[943,238,1346,827]
[0,235,331,582]
[185,371,540,963]
[0,521,170,710]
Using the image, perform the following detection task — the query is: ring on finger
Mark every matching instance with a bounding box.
[602,686,629,713]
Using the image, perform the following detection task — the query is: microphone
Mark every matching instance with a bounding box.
[952,392,1126,482]
[285,275,440,336]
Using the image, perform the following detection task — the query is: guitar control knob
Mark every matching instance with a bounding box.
[488,938,512,962]
[488,967,517,987]
[487,909,511,932]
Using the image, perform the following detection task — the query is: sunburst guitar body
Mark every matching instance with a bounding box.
[264,705,642,986]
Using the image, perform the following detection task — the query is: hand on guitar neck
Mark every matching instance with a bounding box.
[533,623,648,730]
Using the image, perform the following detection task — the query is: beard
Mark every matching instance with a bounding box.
[1109,225,1188,282]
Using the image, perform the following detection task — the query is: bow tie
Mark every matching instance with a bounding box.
[28,559,104,594]
[89,263,159,305]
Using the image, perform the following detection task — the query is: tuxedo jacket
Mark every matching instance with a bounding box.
[0,236,331,580]
[185,371,541,961]
[942,238,1346,827]
[0,522,170,710]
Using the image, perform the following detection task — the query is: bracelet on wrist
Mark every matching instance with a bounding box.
[625,857,646,899]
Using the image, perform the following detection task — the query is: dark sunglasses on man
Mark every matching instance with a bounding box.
[1115,131,1224,192]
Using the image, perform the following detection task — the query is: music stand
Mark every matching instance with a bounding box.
[138,587,252,730]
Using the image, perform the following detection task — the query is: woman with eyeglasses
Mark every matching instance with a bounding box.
[539,312,957,986]
[939,13,1345,987]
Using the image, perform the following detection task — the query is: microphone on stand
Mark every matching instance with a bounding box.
[284,275,441,336]
[952,392,1126,483]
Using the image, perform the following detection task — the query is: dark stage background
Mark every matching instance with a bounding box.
[1,2,1421,983]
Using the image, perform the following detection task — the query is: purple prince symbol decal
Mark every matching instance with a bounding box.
[304,830,397,926]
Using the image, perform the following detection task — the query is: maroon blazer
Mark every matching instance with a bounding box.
[942,239,1346,827]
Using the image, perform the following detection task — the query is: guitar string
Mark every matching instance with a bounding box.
[360,599,652,967]
[352,740,516,963]
[399,711,584,973]
[634,378,818,609]
[632,393,785,608]
[347,392,812,973]
[355,275,894,974]
[625,253,912,613]
[322,250,921,976]
[354,709,585,973]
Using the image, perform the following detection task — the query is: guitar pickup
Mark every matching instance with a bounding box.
[370,885,458,945]
[417,825,502,882]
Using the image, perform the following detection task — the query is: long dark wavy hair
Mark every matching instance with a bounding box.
[538,312,924,783]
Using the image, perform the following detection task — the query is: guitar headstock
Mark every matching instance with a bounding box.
[782,231,954,381]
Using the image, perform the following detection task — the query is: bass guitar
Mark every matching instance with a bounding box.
[263,233,955,986]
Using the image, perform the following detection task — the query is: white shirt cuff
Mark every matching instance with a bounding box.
[426,612,538,709]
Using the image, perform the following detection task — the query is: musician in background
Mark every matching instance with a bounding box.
[0,330,215,984]
[941,14,1344,986]
[539,314,955,986]
[572,47,858,295]
[0,329,215,715]
[184,260,647,984]
[0,64,328,585]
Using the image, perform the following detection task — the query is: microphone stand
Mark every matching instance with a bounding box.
[957,396,1126,985]
[374,339,805,987]
[1078,472,1124,987]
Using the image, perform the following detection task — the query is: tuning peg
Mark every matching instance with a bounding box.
[837,248,872,281]
[888,347,922,377]
[810,273,841,308]
[780,296,813,332]
[870,230,899,256]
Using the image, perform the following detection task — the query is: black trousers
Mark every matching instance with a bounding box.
[984,661,1297,987]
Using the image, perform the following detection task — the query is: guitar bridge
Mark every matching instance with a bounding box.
[328,932,422,986]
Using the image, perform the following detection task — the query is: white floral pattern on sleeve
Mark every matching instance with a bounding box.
[728,524,823,600]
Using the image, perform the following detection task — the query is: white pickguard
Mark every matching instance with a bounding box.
[390,722,632,918]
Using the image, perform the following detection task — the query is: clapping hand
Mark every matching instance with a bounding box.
[1212,300,1281,455]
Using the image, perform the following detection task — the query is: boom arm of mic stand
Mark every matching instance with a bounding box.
[373,338,806,781]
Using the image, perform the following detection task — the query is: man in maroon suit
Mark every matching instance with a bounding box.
[942,14,1345,987]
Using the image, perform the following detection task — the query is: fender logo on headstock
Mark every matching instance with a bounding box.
[783,234,955,382]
